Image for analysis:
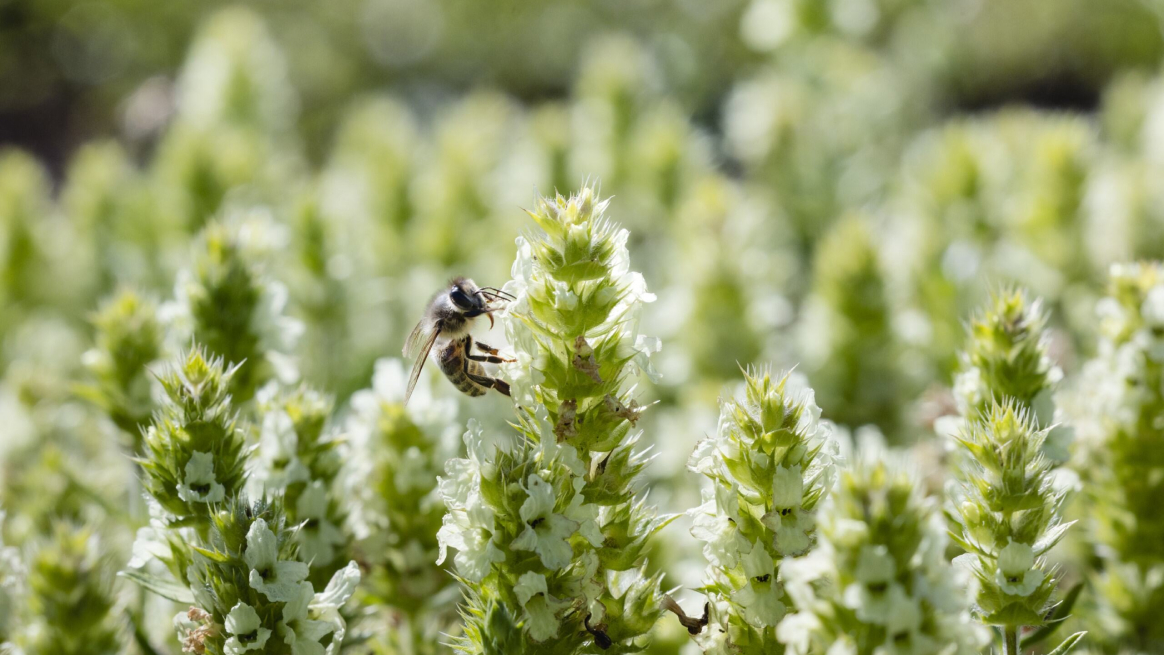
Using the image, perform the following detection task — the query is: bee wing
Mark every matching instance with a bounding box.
[404,321,441,406]
[403,317,431,359]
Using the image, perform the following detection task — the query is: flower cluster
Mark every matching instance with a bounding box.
[945,288,1073,462]
[163,216,303,404]
[78,288,165,447]
[135,347,249,533]
[128,348,361,654]
[347,358,460,653]
[253,383,348,584]
[947,403,1081,652]
[439,187,669,653]
[1067,262,1164,651]
[800,216,913,439]
[20,525,122,655]
[942,290,1085,655]
[780,452,987,655]
[687,368,837,653]
[174,498,360,655]
[952,288,1060,419]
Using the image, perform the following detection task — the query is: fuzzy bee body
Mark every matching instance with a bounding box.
[403,277,514,405]
[438,338,488,397]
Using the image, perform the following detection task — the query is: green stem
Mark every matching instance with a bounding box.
[1005,626,1020,655]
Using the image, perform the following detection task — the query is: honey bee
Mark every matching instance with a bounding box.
[402,277,515,405]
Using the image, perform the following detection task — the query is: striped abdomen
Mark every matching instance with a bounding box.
[438,338,487,397]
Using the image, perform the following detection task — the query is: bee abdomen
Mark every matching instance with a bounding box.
[450,370,487,396]
[439,341,487,396]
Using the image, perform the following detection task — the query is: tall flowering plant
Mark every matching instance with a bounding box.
[1068,262,1164,652]
[780,451,987,655]
[437,187,668,654]
[163,216,303,404]
[945,288,1072,463]
[252,384,349,586]
[125,347,360,655]
[79,288,165,449]
[686,368,837,654]
[347,358,462,654]
[946,290,1083,655]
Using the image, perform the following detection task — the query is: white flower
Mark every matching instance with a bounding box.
[224,602,272,654]
[127,524,172,569]
[0,517,23,639]
[689,486,749,568]
[565,477,604,548]
[1141,285,1164,328]
[842,544,898,624]
[176,451,226,504]
[296,481,345,566]
[311,561,361,612]
[278,582,335,655]
[733,541,786,627]
[953,367,986,416]
[511,474,579,570]
[255,281,305,358]
[436,497,505,582]
[771,465,803,508]
[551,280,578,311]
[762,465,814,556]
[245,518,309,602]
[255,407,310,491]
[777,610,823,655]
[996,540,1044,596]
[514,571,567,642]
[632,334,662,383]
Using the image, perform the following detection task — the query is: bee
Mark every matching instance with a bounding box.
[403,277,516,405]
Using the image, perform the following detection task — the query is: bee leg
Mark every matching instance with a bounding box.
[467,353,510,364]
[467,337,516,363]
[465,370,511,396]
[461,340,512,397]
[473,341,500,355]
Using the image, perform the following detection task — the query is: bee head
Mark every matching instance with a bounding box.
[449,277,485,312]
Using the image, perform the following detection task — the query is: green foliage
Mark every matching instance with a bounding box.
[172,221,302,404]
[6,3,1164,654]
[346,360,458,653]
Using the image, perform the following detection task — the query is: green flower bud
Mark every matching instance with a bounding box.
[954,288,1061,423]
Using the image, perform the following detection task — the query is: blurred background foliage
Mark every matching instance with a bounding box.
[2,0,1164,653]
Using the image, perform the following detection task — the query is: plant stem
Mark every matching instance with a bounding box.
[1005,626,1020,655]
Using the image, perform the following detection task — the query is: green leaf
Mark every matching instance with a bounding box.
[1043,631,1085,655]
[1020,582,1083,649]
[191,545,233,563]
[119,569,195,604]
